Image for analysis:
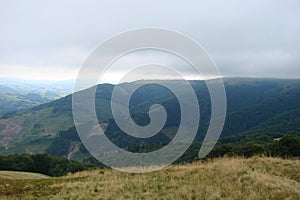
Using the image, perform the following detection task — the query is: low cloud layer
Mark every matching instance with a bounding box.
[0,0,299,82]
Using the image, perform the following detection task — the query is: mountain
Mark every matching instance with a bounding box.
[0,78,299,160]
[0,79,74,117]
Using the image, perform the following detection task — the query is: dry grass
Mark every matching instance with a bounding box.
[0,156,299,199]
[0,171,49,180]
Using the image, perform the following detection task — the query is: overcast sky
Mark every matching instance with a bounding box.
[0,0,299,82]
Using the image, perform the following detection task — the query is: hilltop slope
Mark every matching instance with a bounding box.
[0,171,48,180]
[0,157,299,199]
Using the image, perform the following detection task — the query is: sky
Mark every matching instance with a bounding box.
[0,0,299,83]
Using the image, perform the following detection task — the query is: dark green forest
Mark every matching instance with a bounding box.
[0,153,96,177]
[1,133,299,176]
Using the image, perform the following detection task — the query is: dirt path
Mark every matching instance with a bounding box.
[67,142,80,160]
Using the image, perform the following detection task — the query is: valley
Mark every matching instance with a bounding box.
[0,79,74,118]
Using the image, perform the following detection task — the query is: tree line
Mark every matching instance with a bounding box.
[0,134,299,176]
[0,153,94,177]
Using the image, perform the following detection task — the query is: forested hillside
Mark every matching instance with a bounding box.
[0,78,299,162]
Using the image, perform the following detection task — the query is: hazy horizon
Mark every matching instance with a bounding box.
[1,75,300,86]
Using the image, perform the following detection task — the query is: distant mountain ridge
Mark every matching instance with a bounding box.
[0,78,74,117]
[0,78,299,161]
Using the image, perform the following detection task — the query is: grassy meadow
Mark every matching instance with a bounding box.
[0,171,48,180]
[0,156,299,199]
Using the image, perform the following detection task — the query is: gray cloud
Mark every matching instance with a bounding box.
[0,0,299,81]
